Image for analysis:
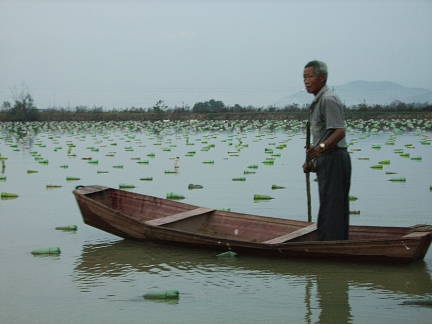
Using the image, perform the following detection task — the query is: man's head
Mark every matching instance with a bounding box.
[303,60,328,95]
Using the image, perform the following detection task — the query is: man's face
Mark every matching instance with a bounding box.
[303,67,326,95]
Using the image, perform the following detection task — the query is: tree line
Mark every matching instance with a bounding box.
[1,94,431,122]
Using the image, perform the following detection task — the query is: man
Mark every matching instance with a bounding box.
[303,60,351,240]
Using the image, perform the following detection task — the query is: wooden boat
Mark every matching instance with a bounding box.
[73,185,432,264]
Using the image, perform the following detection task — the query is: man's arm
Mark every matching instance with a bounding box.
[307,128,345,160]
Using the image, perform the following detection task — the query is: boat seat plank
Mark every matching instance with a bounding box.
[145,207,215,226]
[264,223,317,244]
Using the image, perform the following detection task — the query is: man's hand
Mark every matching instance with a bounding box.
[303,160,316,173]
[303,161,311,173]
[307,145,324,160]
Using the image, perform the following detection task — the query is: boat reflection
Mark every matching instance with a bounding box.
[74,239,431,322]
[75,240,431,294]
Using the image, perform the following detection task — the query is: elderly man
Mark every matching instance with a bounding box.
[303,60,351,241]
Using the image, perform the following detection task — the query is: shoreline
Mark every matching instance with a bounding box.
[1,110,431,122]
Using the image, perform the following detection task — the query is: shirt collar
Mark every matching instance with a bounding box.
[311,85,328,105]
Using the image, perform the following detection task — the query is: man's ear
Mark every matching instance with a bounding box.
[319,74,327,84]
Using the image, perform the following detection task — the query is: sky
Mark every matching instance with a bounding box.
[1,0,431,109]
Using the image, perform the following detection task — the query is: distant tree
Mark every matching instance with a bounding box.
[192,99,225,113]
[152,100,168,112]
[2,101,12,110]
[75,105,89,113]
[231,104,243,112]
[6,91,40,121]
[91,106,103,113]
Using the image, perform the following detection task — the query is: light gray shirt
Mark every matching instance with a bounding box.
[309,85,347,148]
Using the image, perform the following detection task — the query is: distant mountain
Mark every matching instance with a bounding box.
[274,81,432,107]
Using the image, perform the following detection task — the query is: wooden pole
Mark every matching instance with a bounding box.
[306,121,312,222]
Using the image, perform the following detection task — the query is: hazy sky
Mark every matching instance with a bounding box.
[1,0,431,108]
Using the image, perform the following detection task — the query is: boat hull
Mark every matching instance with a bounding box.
[74,186,432,264]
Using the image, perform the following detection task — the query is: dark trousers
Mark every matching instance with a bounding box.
[316,149,351,240]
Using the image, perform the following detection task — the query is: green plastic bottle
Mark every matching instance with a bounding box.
[55,225,77,231]
[31,247,61,255]
[143,290,179,300]
[253,194,274,200]
[166,193,185,200]
[1,192,18,198]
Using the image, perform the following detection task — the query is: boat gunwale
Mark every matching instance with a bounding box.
[74,186,412,231]
[73,187,431,248]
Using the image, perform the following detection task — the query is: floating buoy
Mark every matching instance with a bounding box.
[349,210,361,215]
[143,290,179,300]
[27,170,38,174]
[378,160,390,165]
[31,247,61,255]
[139,177,153,181]
[232,177,246,181]
[349,195,358,201]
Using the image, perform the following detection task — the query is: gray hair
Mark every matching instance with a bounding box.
[304,60,328,78]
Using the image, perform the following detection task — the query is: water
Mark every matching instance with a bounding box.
[0,120,431,323]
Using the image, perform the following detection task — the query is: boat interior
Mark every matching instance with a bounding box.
[84,188,413,243]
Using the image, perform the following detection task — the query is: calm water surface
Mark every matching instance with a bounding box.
[0,120,431,323]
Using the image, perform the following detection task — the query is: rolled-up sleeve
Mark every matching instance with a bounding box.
[324,97,345,130]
